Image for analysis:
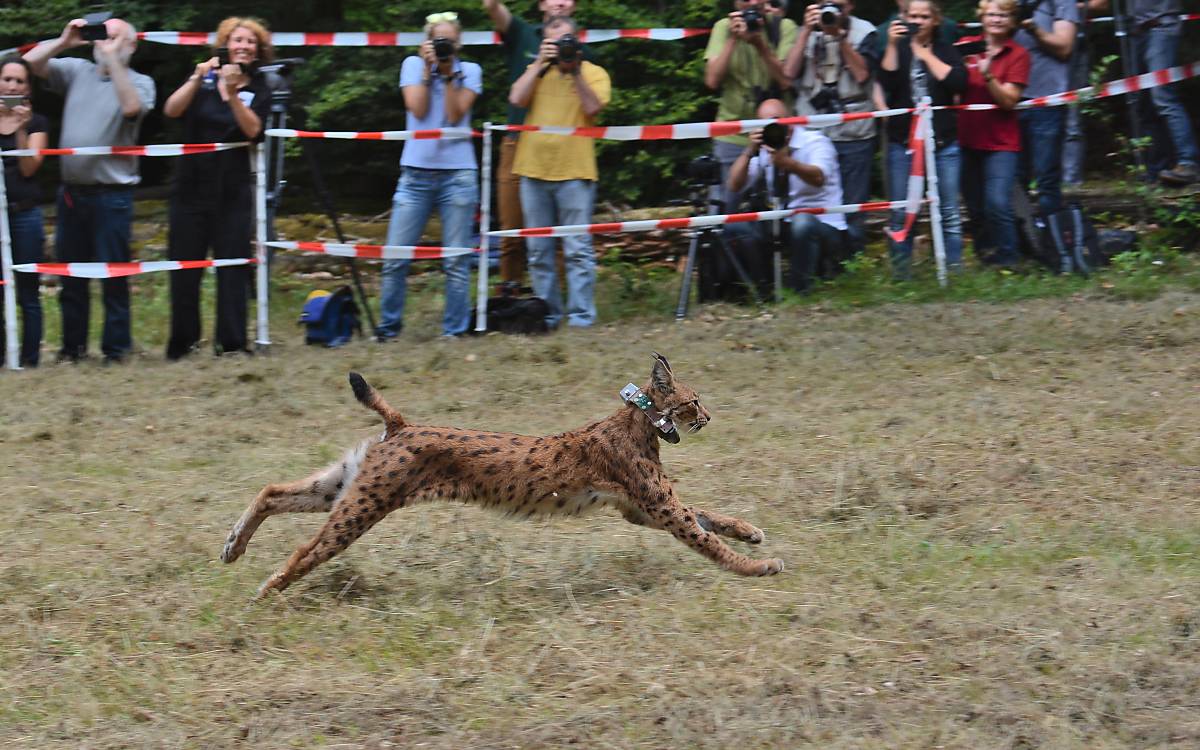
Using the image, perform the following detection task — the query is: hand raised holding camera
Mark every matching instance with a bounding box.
[58,19,90,48]
[418,39,438,66]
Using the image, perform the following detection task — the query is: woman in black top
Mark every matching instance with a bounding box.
[0,55,48,367]
[878,0,967,277]
[163,17,273,359]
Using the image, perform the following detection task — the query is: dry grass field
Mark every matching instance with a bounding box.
[2,291,1199,748]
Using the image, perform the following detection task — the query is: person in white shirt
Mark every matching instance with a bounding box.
[723,98,846,294]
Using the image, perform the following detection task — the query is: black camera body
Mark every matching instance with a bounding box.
[741,8,764,33]
[904,21,920,38]
[954,38,987,56]
[432,36,455,61]
[685,154,722,187]
[818,2,843,29]
[554,33,581,63]
[216,48,251,75]
[809,83,845,114]
[761,122,789,151]
[81,10,112,42]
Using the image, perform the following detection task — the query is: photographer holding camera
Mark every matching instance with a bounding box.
[1013,0,1078,217]
[483,0,579,283]
[704,0,799,212]
[509,15,610,329]
[723,98,847,295]
[0,56,48,368]
[23,15,155,364]
[375,12,482,340]
[879,0,967,278]
[784,0,877,260]
[162,17,273,359]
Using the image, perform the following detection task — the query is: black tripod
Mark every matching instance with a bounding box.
[259,59,378,337]
[674,158,763,319]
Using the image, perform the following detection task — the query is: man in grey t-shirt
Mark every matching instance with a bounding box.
[24,17,155,363]
[1014,0,1078,217]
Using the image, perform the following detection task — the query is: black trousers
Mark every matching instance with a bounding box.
[166,183,252,359]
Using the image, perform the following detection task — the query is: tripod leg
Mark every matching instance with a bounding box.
[301,140,379,337]
[720,234,763,306]
[675,231,700,320]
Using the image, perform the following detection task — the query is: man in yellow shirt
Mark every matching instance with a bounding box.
[509,15,610,329]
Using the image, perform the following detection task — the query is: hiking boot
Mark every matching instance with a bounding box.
[1159,163,1199,186]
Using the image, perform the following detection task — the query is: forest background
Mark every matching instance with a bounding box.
[1,0,1198,212]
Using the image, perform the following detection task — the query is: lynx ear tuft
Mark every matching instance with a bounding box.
[651,353,674,393]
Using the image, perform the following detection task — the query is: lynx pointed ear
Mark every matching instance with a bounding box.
[651,352,674,393]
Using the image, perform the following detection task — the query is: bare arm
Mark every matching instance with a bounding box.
[1022,18,1076,60]
[705,37,738,90]
[95,38,145,119]
[13,114,46,177]
[402,46,437,119]
[23,19,86,78]
[783,27,812,80]
[217,68,264,138]
[840,35,870,84]
[510,39,554,107]
[983,75,1024,109]
[777,152,825,187]
[571,67,604,118]
[727,146,755,193]
[482,0,514,35]
[164,58,217,118]
[751,34,793,91]
[444,77,478,123]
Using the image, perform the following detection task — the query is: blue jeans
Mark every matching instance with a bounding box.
[1134,27,1198,171]
[519,177,597,328]
[1,207,44,366]
[56,185,134,360]
[887,140,963,276]
[1018,108,1066,217]
[962,148,1020,266]
[378,168,478,338]
[835,138,874,255]
[711,138,749,214]
[722,214,844,294]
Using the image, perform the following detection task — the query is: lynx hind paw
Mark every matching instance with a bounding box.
[757,558,785,576]
[221,526,245,564]
[744,526,765,545]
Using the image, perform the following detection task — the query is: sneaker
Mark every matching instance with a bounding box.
[1160,163,1199,186]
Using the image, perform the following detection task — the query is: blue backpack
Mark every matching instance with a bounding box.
[300,287,361,347]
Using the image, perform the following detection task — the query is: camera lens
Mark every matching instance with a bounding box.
[432,37,455,61]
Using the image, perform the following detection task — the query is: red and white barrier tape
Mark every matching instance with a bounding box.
[0,142,248,157]
[887,107,928,245]
[1019,60,1200,109]
[264,127,474,141]
[135,28,709,48]
[959,12,1200,28]
[12,258,254,279]
[486,201,909,239]
[494,108,912,141]
[268,241,480,260]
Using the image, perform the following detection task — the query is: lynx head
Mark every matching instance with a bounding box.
[648,352,711,436]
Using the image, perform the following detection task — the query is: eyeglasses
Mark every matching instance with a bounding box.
[426,11,459,24]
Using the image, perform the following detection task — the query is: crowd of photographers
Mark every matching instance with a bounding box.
[0,0,1196,364]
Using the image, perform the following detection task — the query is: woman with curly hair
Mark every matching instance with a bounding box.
[163,17,273,359]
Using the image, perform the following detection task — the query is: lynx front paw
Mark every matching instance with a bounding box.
[756,558,785,576]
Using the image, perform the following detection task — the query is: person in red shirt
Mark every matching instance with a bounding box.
[958,0,1030,267]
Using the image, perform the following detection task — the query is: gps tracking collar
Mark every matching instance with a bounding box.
[620,383,680,444]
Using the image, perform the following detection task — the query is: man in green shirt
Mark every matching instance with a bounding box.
[704,0,798,212]
[483,0,577,282]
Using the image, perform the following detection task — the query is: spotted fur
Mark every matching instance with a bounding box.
[222,353,784,598]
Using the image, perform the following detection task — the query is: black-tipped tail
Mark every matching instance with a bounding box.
[348,372,405,432]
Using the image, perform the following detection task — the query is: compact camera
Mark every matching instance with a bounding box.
[216,48,250,75]
[740,8,764,33]
[432,36,455,61]
[81,10,112,42]
[685,154,722,187]
[553,33,581,62]
[0,95,27,109]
